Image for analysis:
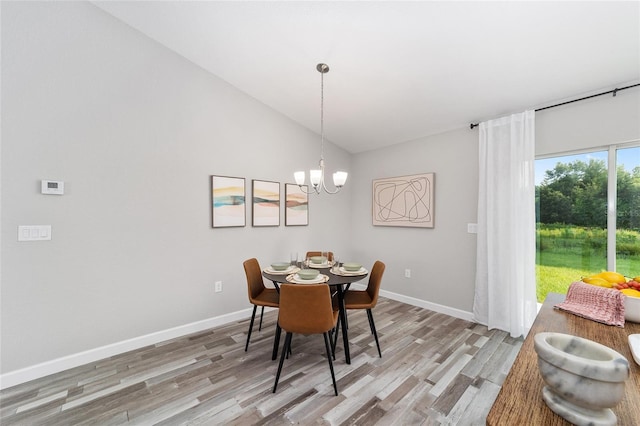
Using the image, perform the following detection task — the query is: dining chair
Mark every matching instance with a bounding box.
[273,283,339,396]
[305,251,334,262]
[341,260,385,358]
[243,258,279,352]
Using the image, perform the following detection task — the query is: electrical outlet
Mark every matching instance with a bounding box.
[404,269,411,278]
[215,281,222,292]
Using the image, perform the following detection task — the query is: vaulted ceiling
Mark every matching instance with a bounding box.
[93,1,640,153]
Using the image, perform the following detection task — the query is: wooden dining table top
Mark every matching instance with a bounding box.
[486,292,640,426]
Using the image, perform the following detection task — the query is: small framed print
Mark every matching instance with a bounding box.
[252,180,280,227]
[285,183,309,226]
[211,175,246,228]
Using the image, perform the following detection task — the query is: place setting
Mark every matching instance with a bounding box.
[286,268,329,284]
[263,261,300,275]
[331,262,368,276]
[304,252,333,269]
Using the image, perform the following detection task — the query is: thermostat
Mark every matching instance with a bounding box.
[41,180,64,195]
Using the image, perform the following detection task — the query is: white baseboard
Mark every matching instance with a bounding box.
[1,290,472,390]
[0,307,255,390]
[350,283,474,322]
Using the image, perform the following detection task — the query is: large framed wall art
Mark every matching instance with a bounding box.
[211,175,246,228]
[252,180,280,227]
[372,172,435,228]
[285,183,309,226]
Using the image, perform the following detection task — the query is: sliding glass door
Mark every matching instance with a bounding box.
[535,144,639,302]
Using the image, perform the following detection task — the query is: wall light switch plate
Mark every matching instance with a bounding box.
[18,225,52,241]
[467,223,478,234]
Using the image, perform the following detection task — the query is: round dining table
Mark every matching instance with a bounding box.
[262,263,369,365]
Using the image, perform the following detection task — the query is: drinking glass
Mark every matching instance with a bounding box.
[322,251,329,266]
[290,252,298,267]
[332,255,340,273]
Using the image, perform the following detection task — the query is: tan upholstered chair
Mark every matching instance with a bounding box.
[243,258,279,352]
[342,260,385,358]
[305,251,334,262]
[273,283,339,395]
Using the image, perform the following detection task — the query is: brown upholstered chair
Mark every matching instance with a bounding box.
[342,260,385,358]
[273,283,339,395]
[243,258,279,352]
[305,251,334,262]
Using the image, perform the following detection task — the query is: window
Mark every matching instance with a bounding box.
[535,144,640,302]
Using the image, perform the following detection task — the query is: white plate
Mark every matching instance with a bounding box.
[307,262,331,269]
[629,334,640,366]
[337,266,368,276]
[264,266,299,275]
[286,273,329,284]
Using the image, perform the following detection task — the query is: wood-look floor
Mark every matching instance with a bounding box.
[0,297,523,425]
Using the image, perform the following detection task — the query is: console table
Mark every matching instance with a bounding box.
[486,293,640,425]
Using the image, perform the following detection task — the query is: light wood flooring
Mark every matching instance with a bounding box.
[0,297,523,425]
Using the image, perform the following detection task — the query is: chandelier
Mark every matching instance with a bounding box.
[294,63,348,194]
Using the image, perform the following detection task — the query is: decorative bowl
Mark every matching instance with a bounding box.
[270,262,290,271]
[297,269,319,280]
[625,295,640,322]
[534,332,629,426]
[342,263,362,272]
[310,256,327,264]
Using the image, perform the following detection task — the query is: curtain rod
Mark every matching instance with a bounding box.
[469,83,640,129]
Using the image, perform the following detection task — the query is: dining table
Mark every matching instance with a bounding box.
[262,261,369,365]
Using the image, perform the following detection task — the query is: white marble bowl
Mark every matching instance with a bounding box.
[534,332,630,426]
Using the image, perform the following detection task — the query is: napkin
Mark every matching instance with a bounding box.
[554,281,625,327]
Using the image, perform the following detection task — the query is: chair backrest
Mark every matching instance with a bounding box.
[366,261,386,307]
[278,284,335,334]
[243,258,266,302]
[305,251,334,261]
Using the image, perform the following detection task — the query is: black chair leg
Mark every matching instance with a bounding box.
[273,332,293,393]
[323,332,338,396]
[366,309,382,358]
[272,323,282,360]
[332,315,341,356]
[245,305,257,352]
[258,306,265,331]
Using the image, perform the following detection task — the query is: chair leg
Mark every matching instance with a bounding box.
[258,306,265,331]
[273,332,293,393]
[323,332,338,396]
[245,305,257,352]
[366,309,382,358]
[332,314,341,354]
[272,323,282,360]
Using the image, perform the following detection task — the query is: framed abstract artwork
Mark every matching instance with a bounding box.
[372,172,435,228]
[285,183,309,226]
[211,175,246,228]
[252,180,280,227]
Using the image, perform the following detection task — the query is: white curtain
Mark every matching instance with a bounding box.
[473,110,538,338]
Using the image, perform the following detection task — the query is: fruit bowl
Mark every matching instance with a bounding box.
[625,295,640,323]
[297,269,319,280]
[271,262,290,271]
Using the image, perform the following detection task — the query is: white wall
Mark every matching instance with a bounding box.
[351,129,480,313]
[1,1,352,375]
[536,86,640,156]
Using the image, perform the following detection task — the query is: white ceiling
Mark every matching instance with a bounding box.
[93,1,640,153]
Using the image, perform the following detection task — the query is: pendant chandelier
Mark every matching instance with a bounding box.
[294,63,348,194]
